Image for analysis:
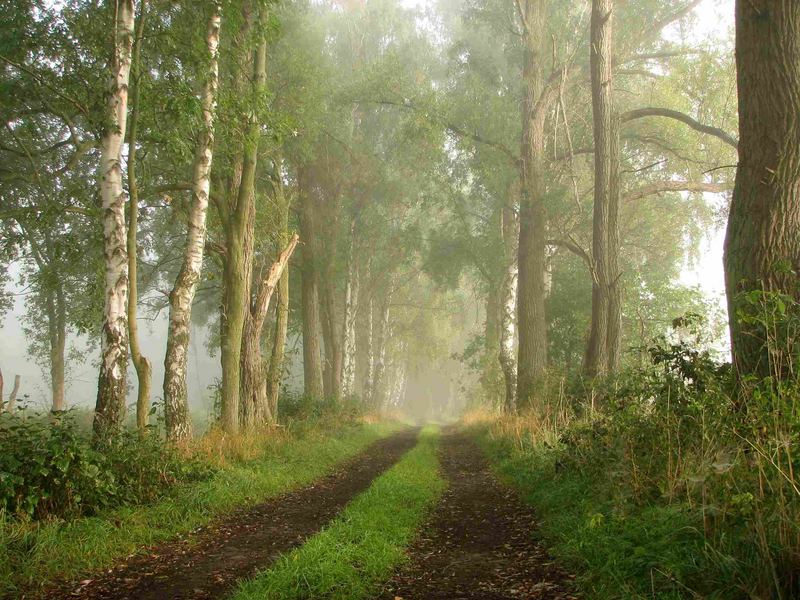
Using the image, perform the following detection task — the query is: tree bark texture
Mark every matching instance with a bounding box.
[163,4,221,442]
[239,234,299,429]
[126,1,152,433]
[94,0,135,439]
[500,191,519,412]
[724,0,800,379]
[299,169,324,399]
[516,0,549,408]
[265,175,292,419]
[340,216,359,398]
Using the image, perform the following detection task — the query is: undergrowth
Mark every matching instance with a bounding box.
[474,292,800,599]
[0,416,400,597]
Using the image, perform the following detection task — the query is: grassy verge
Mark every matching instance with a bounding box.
[230,425,445,600]
[0,421,401,597]
[476,427,702,599]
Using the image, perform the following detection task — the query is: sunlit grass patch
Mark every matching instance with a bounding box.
[0,421,401,597]
[230,425,445,600]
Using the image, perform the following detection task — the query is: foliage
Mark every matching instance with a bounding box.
[0,421,401,596]
[0,410,212,520]
[477,298,800,599]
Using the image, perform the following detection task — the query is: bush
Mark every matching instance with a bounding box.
[0,410,214,520]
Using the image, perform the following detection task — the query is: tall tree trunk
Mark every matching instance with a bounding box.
[500,190,519,412]
[724,0,800,380]
[516,0,549,408]
[584,0,615,378]
[6,375,20,412]
[126,0,152,432]
[299,171,324,399]
[340,216,359,398]
[163,4,221,442]
[484,284,501,402]
[370,281,393,408]
[320,277,341,399]
[94,0,135,439]
[265,175,292,418]
[48,287,67,412]
[606,119,622,372]
[240,234,299,428]
[219,5,264,434]
[364,295,375,406]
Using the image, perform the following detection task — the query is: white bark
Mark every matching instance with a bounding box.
[340,218,359,397]
[371,287,392,408]
[363,295,374,404]
[94,0,136,436]
[163,6,221,442]
[500,259,518,410]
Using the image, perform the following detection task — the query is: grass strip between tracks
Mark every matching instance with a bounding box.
[230,425,445,600]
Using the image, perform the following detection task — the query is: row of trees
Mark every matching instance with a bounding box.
[2,0,795,437]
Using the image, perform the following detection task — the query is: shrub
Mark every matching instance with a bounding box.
[0,410,214,520]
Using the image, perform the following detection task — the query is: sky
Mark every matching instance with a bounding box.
[0,0,736,409]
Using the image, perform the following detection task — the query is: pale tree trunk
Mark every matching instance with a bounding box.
[298,169,324,399]
[584,0,615,378]
[484,285,501,402]
[389,343,407,408]
[240,234,299,429]
[265,175,292,418]
[362,293,374,404]
[163,5,221,442]
[219,5,264,434]
[516,0,549,409]
[500,191,519,412]
[0,369,4,411]
[126,1,152,432]
[48,288,67,412]
[6,375,20,412]
[94,0,135,439]
[725,0,800,380]
[370,282,393,409]
[340,216,359,398]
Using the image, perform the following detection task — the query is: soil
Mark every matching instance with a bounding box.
[39,428,419,600]
[377,430,578,600]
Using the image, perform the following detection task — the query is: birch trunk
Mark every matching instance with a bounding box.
[48,288,67,412]
[500,194,519,412]
[126,1,152,432]
[363,294,375,404]
[340,217,359,398]
[6,375,20,412]
[265,175,292,418]
[94,0,135,439]
[370,284,392,408]
[163,5,221,442]
[239,234,299,428]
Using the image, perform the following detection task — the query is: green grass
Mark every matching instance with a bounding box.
[0,421,401,597]
[475,427,714,600]
[230,425,445,600]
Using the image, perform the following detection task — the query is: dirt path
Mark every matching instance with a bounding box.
[377,431,577,600]
[41,428,419,600]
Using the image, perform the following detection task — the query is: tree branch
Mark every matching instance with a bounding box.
[624,180,733,203]
[621,107,739,149]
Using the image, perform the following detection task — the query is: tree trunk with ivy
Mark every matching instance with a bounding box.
[724,0,800,380]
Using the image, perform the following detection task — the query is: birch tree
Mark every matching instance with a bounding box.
[94,0,136,438]
[162,4,221,441]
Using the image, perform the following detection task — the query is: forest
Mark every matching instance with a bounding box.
[0,0,798,598]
